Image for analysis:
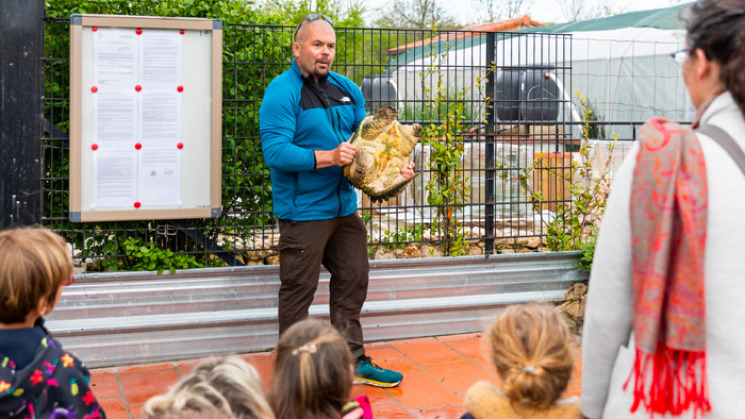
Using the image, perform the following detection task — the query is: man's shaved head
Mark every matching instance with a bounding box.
[292,19,336,82]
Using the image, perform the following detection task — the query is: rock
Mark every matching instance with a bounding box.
[420,244,443,258]
[526,237,542,249]
[245,259,265,266]
[373,249,396,260]
[494,238,516,250]
[516,237,541,249]
[468,245,483,255]
[265,255,280,265]
[560,300,584,318]
[467,227,485,239]
[564,282,588,301]
[243,251,266,263]
[403,244,421,258]
[558,282,589,335]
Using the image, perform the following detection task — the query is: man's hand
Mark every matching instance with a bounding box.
[332,141,358,166]
[401,162,416,179]
[314,141,358,169]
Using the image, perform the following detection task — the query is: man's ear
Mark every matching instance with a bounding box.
[292,42,301,59]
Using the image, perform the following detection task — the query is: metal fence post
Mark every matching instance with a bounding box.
[484,32,496,254]
[0,0,44,228]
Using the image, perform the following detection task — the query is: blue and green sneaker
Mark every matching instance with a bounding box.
[354,355,403,387]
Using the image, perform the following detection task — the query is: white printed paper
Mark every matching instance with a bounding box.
[94,93,136,146]
[139,30,183,89]
[139,91,182,143]
[137,150,182,206]
[93,151,137,208]
[94,28,138,90]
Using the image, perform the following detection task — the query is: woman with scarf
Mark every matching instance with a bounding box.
[581,0,745,418]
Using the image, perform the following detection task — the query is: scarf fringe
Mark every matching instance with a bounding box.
[623,343,711,418]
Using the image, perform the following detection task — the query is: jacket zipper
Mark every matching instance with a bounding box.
[309,78,348,217]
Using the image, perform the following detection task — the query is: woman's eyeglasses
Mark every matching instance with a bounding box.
[295,13,334,38]
[670,49,689,69]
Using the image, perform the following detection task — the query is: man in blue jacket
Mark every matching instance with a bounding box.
[259,14,410,387]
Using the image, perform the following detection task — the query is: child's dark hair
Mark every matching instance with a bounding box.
[0,227,72,324]
[269,318,353,419]
[486,303,574,410]
[686,0,745,116]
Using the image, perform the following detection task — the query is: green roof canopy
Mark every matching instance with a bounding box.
[520,3,690,33]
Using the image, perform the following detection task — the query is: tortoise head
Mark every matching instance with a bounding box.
[345,150,376,188]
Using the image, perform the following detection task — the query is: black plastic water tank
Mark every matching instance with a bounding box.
[519,69,559,122]
[360,76,398,113]
[495,69,521,121]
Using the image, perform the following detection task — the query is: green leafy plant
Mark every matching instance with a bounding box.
[502,91,615,271]
[546,92,614,271]
[419,38,480,256]
[121,237,203,274]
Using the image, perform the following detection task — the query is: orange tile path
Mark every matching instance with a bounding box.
[89,333,582,419]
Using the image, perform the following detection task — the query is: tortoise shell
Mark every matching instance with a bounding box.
[343,107,422,202]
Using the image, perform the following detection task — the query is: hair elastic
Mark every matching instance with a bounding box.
[523,366,536,372]
[292,343,317,355]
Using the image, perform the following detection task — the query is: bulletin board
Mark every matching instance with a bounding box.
[68,14,222,222]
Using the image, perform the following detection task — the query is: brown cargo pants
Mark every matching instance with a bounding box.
[277,213,369,358]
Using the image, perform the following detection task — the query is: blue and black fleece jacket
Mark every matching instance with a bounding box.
[259,61,366,221]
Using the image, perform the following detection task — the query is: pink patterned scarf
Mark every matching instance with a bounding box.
[627,116,711,416]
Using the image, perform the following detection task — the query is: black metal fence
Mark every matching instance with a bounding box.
[42,18,638,270]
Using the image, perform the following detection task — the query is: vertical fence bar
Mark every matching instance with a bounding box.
[1,0,44,228]
[484,31,496,254]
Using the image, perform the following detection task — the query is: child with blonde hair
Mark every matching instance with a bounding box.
[461,303,581,419]
[269,318,372,419]
[143,356,274,419]
[0,227,105,418]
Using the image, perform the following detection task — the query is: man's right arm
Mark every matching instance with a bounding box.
[260,83,357,171]
[259,83,316,172]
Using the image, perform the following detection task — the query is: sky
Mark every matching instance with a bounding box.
[362,0,686,26]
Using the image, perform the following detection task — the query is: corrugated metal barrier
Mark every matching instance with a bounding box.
[47,252,587,368]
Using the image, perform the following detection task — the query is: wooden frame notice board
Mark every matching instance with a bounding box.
[69,14,222,222]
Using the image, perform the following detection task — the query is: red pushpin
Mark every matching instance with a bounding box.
[134,201,141,209]
[179,30,185,35]
[177,85,184,92]
[91,86,98,93]
[136,28,143,35]
[135,85,142,92]
[135,142,142,150]
[91,144,99,151]
[177,142,184,149]
[92,27,98,32]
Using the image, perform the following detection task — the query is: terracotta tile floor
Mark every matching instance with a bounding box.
[90,333,582,419]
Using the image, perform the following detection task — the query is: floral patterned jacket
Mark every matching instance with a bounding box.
[0,333,105,418]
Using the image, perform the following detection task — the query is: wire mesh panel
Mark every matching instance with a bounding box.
[42,18,663,269]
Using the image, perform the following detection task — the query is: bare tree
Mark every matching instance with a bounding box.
[559,0,586,22]
[373,0,461,29]
[560,0,630,22]
[473,0,534,23]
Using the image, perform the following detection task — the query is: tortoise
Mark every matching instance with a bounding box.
[343,106,422,203]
